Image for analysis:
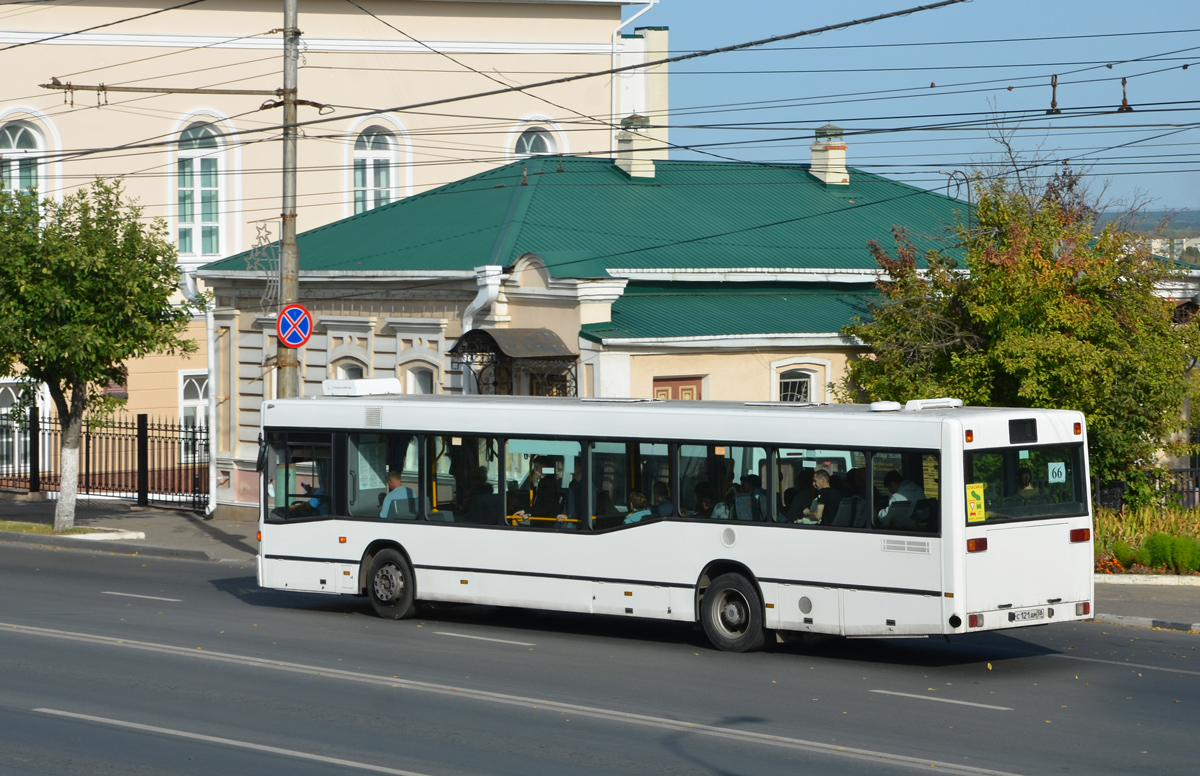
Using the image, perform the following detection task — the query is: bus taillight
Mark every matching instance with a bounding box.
[1070,528,1090,543]
[967,537,988,553]
[1075,602,1090,616]
[968,614,984,628]
[1073,422,1082,435]
[965,429,974,443]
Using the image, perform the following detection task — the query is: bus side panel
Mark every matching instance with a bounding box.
[593,581,673,619]
[773,584,842,636]
[415,567,595,614]
[841,589,944,636]
[260,557,340,595]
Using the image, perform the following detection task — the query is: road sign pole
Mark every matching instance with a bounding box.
[278,0,301,399]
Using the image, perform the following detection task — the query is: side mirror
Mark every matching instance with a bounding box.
[257,434,268,473]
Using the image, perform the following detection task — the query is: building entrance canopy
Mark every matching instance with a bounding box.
[450,328,577,397]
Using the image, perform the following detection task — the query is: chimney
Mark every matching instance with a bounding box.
[615,114,656,180]
[809,123,849,185]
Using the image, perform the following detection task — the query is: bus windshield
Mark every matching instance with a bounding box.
[965,443,1087,523]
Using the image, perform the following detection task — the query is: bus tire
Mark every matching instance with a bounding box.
[368,549,416,620]
[701,573,765,652]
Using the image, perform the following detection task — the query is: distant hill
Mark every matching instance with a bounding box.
[1102,210,1200,237]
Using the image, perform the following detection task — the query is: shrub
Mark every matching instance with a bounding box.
[1170,536,1200,573]
[1113,540,1137,569]
[1136,533,1174,569]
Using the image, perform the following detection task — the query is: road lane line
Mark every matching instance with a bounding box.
[3,622,1021,776]
[33,708,431,776]
[1049,652,1200,676]
[870,690,1013,711]
[102,592,182,602]
[433,631,535,646]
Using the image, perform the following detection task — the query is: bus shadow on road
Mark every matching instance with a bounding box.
[206,574,1064,666]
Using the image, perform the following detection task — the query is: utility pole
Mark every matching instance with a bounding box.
[277,0,302,398]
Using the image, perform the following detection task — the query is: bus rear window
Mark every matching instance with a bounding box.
[965,444,1086,523]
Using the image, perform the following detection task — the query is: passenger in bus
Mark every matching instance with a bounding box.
[1017,467,1038,498]
[688,482,716,518]
[624,491,652,524]
[801,469,842,525]
[652,481,674,517]
[841,468,867,498]
[736,474,765,520]
[530,456,564,517]
[379,470,416,518]
[877,470,926,526]
[566,459,588,522]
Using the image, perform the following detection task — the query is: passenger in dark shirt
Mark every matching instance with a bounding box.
[802,469,842,525]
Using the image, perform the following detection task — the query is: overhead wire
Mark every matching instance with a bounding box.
[0,0,209,53]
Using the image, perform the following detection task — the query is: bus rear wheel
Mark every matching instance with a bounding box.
[368,549,416,620]
[701,573,765,652]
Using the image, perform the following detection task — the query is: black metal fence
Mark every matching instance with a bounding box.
[1156,468,1200,509]
[0,412,208,511]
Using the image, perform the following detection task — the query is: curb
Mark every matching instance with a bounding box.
[1094,613,1200,633]
[1094,574,1200,586]
[0,530,216,562]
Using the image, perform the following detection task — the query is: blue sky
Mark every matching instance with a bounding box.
[627,0,1199,211]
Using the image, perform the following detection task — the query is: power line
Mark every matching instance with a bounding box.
[0,0,208,54]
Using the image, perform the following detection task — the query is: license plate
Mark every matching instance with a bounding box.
[1011,608,1045,622]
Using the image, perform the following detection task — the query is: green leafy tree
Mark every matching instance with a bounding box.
[841,167,1200,502]
[0,180,205,531]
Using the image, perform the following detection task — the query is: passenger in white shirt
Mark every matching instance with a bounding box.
[877,470,925,527]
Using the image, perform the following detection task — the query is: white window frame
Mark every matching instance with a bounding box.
[342,114,411,219]
[0,120,44,195]
[180,371,209,462]
[507,116,568,162]
[353,125,397,215]
[334,359,368,381]
[770,357,832,403]
[176,122,225,260]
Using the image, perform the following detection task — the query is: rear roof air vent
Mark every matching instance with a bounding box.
[903,397,964,411]
[870,401,902,412]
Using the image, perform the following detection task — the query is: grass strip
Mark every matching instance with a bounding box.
[0,521,98,536]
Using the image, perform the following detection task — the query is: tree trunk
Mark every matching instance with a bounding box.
[52,384,86,533]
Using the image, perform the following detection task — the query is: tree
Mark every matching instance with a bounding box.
[841,167,1200,502]
[0,180,204,531]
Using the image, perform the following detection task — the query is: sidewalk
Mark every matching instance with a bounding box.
[0,492,256,563]
[1,492,1198,632]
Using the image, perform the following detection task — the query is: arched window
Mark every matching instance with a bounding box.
[336,360,366,381]
[0,385,17,411]
[779,370,812,403]
[181,373,208,461]
[408,367,435,395]
[353,126,394,214]
[0,121,43,194]
[177,123,222,257]
[515,127,556,157]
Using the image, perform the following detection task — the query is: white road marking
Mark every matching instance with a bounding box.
[870,690,1013,711]
[33,708,431,776]
[102,592,182,602]
[434,631,534,646]
[3,622,1021,776]
[1049,653,1200,677]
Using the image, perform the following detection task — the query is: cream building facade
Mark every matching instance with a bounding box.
[0,0,667,428]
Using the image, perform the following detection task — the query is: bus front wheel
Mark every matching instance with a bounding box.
[701,573,766,652]
[368,549,416,620]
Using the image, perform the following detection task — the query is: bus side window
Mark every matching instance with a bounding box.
[776,448,867,528]
[269,432,333,519]
[425,436,500,524]
[872,450,939,534]
[505,439,582,529]
[679,444,769,522]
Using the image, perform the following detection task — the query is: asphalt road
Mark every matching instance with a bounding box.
[0,543,1196,776]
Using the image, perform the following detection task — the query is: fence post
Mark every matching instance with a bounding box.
[28,411,40,492]
[137,414,149,507]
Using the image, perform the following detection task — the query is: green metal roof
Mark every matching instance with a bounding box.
[202,156,967,279]
[580,282,879,342]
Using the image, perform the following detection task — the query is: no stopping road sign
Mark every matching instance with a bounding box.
[277,304,313,348]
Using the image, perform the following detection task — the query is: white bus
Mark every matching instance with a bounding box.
[256,393,1094,652]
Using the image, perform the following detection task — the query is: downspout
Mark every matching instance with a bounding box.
[461,265,504,334]
[182,271,218,517]
[611,0,659,156]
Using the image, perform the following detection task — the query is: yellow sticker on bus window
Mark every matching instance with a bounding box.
[966,483,986,523]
